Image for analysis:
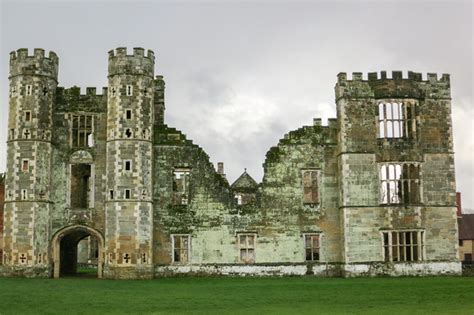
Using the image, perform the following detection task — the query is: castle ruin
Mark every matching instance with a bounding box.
[0,47,460,278]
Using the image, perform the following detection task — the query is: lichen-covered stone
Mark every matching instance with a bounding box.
[0,50,460,278]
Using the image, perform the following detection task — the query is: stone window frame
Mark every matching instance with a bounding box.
[21,189,28,200]
[237,232,257,264]
[377,100,417,139]
[125,109,132,120]
[379,162,422,205]
[124,189,131,200]
[302,233,322,262]
[171,234,191,264]
[69,114,95,148]
[301,168,321,206]
[172,168,191,206]
[381,229,425,262]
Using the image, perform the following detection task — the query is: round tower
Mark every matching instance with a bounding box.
[3,48,58,274]
[105,47,155,278]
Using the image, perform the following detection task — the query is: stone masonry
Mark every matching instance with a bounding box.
[0,48,461,278]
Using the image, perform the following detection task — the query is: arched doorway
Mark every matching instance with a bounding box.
[51,225,104,278]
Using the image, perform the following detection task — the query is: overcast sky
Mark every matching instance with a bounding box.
[0,0,473,210]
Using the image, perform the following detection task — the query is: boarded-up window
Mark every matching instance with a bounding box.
[172,235,190,263]
[382,230,424,262]
[238,233,256,263]
[302,170,319,205]
[172,169,190,205]
[304,234,320,261]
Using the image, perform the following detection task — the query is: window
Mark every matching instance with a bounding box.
[382,230,424,262]
[23,129,30,139]
[465,254,473,262]
[24,111,31,122]
[124,160,132,171]
[304,234,320,261]
[172,235,190,263]
[26,85,32,96]
[21,189,27,200]
[238,233,256,263]
[109,190,114,200]
[124,189,131,199]
[380,163,421,205]
[22,160,29,172]
[378,101,416,139]
[126,110,132,120]
[302,169,319,205]
[71,115,94,148]
[235,193,243,205]
[459,240,464,246]
[126,85,133,96]
[125,128,132,138]
[172,169,190,205]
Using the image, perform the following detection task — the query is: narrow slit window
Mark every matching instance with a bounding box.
[126,110,132,120]
[110,190,114,200]
[26,85,32,96]
[24,111,31,122]
[124,160,132,171]
[124,189,131,199]
[22,160,29,172]
[126,85,133,96]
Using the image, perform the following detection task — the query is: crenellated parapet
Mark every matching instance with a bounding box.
[9,48,58,80]
[108,47,155,78]
[55,86,108,112]
[335,71,451,100]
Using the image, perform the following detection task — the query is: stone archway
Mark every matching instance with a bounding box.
[51,225,104,278]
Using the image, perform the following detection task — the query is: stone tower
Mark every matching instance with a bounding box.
[105,47,155,278]
[3,49,58,274]
[335,71,458,267]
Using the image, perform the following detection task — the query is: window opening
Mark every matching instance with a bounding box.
[238,233,256,263]
[172,235,190,263]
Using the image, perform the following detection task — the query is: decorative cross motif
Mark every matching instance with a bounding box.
[111,87,116,96]
[123,253,131,264]
[19,253,27,264]
[42,87,48,95]
[141,253,146,263]
[143,88,148,95]
[23,129,30,139]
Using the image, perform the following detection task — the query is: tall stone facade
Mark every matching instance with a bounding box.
[0,47,461,278]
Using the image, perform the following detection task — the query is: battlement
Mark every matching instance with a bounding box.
[337,71,450,84]
[57,86,108,97]
[108,47,155,78]
[9,48,58,80]
[336,71,451,100]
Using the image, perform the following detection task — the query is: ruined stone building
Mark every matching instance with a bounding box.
[0,47,461,278]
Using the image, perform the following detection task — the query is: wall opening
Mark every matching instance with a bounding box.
[70,164,91,209]
[52,225,104,279]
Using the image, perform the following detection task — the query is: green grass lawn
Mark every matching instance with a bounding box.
[0,276,473,315]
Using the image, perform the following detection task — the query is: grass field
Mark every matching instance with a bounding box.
[0,276,473,315]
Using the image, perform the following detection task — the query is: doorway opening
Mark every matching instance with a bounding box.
[52,225,104,278]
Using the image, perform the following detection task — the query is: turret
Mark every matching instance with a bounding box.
[3,48,57,273]
[105,47,155,278]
